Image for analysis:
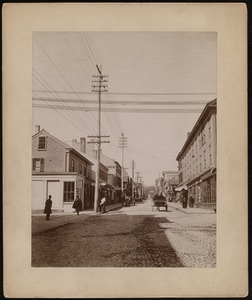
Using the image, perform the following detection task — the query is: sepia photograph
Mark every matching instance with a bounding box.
[32,31,217,268]
[3,3,247,298]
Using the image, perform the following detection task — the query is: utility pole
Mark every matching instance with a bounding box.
[136,171,140,199]
[90,65,109,213]
[118,133,127,196]
[132,160,135,200]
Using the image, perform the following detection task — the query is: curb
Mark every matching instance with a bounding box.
[168,204,215,215]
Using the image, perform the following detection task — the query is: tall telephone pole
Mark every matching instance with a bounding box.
[90,65,109,213]
[118,133,127,195]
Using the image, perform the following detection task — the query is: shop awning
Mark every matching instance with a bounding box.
[201,168,216,181]
[175,185,188,192]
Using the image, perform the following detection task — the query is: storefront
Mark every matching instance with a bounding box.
[32,172,93,213]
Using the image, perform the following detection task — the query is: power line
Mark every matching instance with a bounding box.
[33,69,97,134]
[33,90,216,96]
[33,37,98,126]
[32,97,208,105]
[32,104,203,113]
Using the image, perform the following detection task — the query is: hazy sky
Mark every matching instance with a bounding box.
[32,32,216,185]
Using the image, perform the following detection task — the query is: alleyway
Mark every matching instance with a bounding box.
[32,199,216,267]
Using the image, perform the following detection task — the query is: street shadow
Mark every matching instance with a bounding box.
[32,212,184,267]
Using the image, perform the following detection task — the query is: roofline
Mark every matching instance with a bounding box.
[176,99,217,161]
[33,129,93,166]
[66,148,94,166]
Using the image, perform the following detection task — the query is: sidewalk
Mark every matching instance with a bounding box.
[32,202,123,235]
[168,201,215,214]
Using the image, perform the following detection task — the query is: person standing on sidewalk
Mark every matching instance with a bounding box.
[72,196,82,216]
[99,195,106,213]
[189,195,195,208]
[180,189,188,208]
[44,195,52,221]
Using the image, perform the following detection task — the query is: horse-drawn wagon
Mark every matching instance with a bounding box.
[152,194,168,211]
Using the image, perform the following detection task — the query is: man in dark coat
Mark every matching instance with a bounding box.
[45,195,52,220]
[72,196,82,216]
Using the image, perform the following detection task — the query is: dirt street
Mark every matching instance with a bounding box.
[32,199,216,267]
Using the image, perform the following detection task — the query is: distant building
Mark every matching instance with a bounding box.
[155,171,179,201]
[69,138,109,205]
[176,99,217,208]
[32,129,93,213]
[162,171,179,201]
[100,154,122,203]
[71,138,122,204]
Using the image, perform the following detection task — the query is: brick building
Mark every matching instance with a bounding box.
[176,99,217,208]
[32,128,93,213]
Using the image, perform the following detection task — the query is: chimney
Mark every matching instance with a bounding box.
[72,139,77,148]
[35,125,40,133]
[86,139,96,157]
[80,138,86,153]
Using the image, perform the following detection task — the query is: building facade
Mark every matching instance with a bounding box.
[176,99,217,208]
[162,171,179,201]
[70,138,110,206]
[155,171,179,201]
[32,129,93,213]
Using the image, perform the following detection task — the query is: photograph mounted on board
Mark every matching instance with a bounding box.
[32,31,217,268]
[3,3,247,298]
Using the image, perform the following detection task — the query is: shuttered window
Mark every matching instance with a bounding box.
[32,158,44,172]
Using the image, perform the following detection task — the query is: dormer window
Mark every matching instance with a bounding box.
[38,136,46,150]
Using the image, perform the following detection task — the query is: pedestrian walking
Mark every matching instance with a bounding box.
[189,195,195,208]
[72,196,82,215]
[44,195,52,220]
[99,195,106,213]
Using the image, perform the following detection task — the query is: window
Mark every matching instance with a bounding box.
[201,128,206,145]
[71,159,75,172]
[199,132,202,148]
[38,136,46,150]
[64,182,75,202]
[204,150,206,169]
[209,145,212,164]
[32,158,44,172]
[79,164,82,174]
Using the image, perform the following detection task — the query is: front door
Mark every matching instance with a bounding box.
[47,181,61,209]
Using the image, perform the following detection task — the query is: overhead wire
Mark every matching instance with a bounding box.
[82,33,135,172]
[75,32,114,137]
[32,76,94,136]
[32,68,98,134]
[33,36,99,129]
[83,32,125,146]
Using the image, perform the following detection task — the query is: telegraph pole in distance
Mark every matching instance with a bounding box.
[132,160,135,200]
[118,133,127,196]
[136,171,141,199]
[90,65,109,213]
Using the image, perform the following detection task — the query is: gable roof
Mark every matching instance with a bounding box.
[33,129,93,165]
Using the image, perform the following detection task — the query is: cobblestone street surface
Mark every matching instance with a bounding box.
[32,200,216,267]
